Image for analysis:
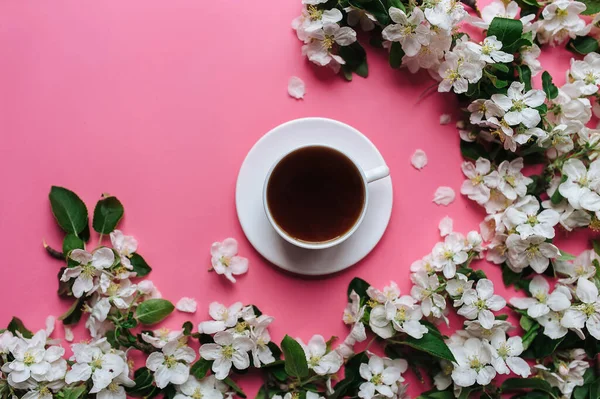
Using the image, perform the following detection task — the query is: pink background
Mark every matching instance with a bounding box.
[0,1,594,397]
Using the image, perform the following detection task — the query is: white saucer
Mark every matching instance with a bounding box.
[235,118,393,276]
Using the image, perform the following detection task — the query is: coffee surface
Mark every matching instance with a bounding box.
[266,146,365,243]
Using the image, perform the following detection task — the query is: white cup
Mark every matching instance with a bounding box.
[263,144,390,250]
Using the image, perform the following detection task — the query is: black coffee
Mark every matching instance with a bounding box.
[266,146,365,243]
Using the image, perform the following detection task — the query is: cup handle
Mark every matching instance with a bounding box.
[364,165,390,183]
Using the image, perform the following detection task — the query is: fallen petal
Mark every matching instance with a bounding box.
[433,186,456,206]
[439,216,453,236]
[176,297,198,314]
[440,114,451,125]
[288,76,306,99]
[411,149,428,170]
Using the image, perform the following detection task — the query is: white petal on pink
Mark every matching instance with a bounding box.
[433,186,456,206]
[439,216,453,237]
[440,114,452,125]
[176,297,198,314]
[411,149,428,170]
[288,76,306,99]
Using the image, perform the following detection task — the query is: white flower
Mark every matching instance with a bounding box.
[141,329,183,349]
[401,29,451,73]
[370,296,428,339]
[109,230,137,269]
[96,370,135,399]
[457,279,506,329]
[137,280,161,298]
[468,99,504,125]
[461,158,492,204]
[176,297,197,314]
[466,36,513,64]
[410,254,440,274]
[2,331,64,386]
[0,331,17,355]
[19,380,66,399]
[451,338,496,387]
[199,302,243,334]
[174,375,223,399]
[538,123,579,157]
[344,6,377,31]
[382,7,430,57]
[93,275,137,322]
[288,76,305,100]
[432,232,468,278]
[146,340,195,388]
[484,158,532,201]
[210,238,248,283]
[433,186,455,206]
[491,82,545,128]
[411,149,427,170]
[521,45,542,76]
[424,0,467,31]
[66,339,126,394]
[344,290,362,325]
[487,330,530,377]
[61,248,115,298]
[411,271,447,320]
[302,23,356,67]
[561,278,600,339]
[549,84,592,125]
[464,319,513,340]
[570,53,600,95]
[292,5,342,41]
[541,198,591,232]
[438,51,482,94]
[504,196,560,239]
[199,331,254,380]
[249,316,275,367]
[538,0,589,45]
[358,355,402,399]
[438,216,453,237]
[446,273,473,306]
[538,311,569,339]
[558,158,600,211]
[555,250,598,284]
[469,1,534,30]
[510,276,571,318]
[299,335,343,375]
[506,234,560,273]
[367,281,401,304]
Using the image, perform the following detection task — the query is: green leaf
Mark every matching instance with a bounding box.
[136,299,175,325]
[487,17,523,52]
[62,234,84,255]
[92,196,124,234]
[490,63,510,73]
[389,42,404,69]
[522,333,565,359]
[517,64,532,91]
[7,317,33,338]
[581,0,600,15]
[520,315,535,331]
[501,378,557,398]
[281,335,309,379]
[49,186,89,235]
[416,389,455,399]
[568,36,600,55]
[397,327,456,362]
[388,0,405,11]
[190,359,212,380]
[59,297,85,325]
[521,322,541,350]
[129,253,152,277]
[557,250,576,261]
[460,140,489,161]
[347,277,370,301]
[593,240,600,258]
[61,385,87,399]
[339,42,368,79]
[542,71,559,100]
[223,377,247,399]
[126,367,157,397]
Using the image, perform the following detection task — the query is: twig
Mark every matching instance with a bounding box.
[43,239,64,260]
